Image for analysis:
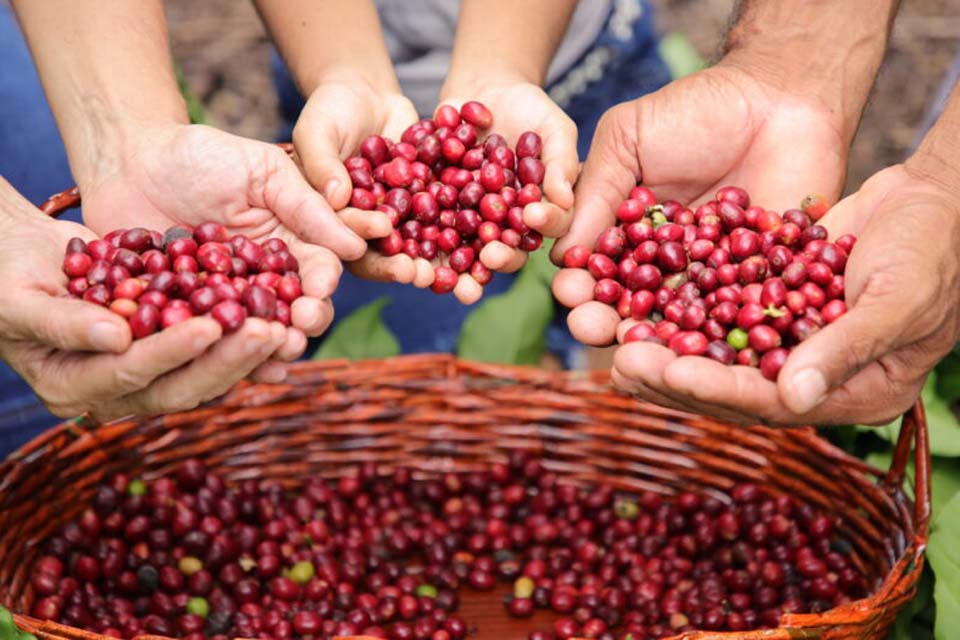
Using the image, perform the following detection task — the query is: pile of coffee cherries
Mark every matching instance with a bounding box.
[563,187,855,380]
[32,455,866,640]
[61,223,305,338]
[345,101,546,293]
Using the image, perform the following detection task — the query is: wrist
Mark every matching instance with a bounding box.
[905,84,960,201]
[722,0,898,145]
[440,68,533,103]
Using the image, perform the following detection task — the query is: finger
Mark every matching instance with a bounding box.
[551,268,596,308]
[292,113,354,209]
[454,274,483,305]
[412,259,436,288]
[285,239,343,300]
[100,319,285,419]
[610,366,697,414]
[777,297,912,415]
[567,301,620,346]
[479,242,519,271]
[54,317,222,403]
[347,251,417,284]
[524,201,572,238]
[251,360,289,384]
[274,326,308,361]
[540,116,579,210]
[262,147,366,260]
[291,297,335,336]
[551,104,639,263]
[1,291,131,353]
[338,207,393,240]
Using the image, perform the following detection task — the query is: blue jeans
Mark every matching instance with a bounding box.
[0,0,671,458]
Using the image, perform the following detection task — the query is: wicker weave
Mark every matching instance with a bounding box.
[0,355,929,640]
[0,187,931,639]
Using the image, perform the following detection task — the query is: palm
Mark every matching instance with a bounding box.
[82,125,338,249]
[632,65,846,211]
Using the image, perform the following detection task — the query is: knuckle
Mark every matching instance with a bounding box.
[111,366,149,394]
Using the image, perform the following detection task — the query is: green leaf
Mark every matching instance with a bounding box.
[175,65,206,125]
[935,351,960,403]
[858,373,960,457]
[313,297,400,361]
[458,249,555,365]
[0,607,37,640]
[657,32,706,79]
[864,454,960,523]
[928,492,960,640]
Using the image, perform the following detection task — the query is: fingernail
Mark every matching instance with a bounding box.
[789,368,828,413]
[89,321,122,351]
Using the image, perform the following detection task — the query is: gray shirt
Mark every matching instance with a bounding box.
[375,0,613,115]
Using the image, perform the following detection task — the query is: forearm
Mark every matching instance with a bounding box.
[907,82,960,197]
[723,0,900,144]
[443,0,578,92]
[253,0,399,95]
[11,1,187,188]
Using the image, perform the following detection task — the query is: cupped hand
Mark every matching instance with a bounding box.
[290,78,443,294]
[553,62,849,350]
[605,165,960,426]
[438,75,579,302]
[79,123,363,368]
[0,180,290,421]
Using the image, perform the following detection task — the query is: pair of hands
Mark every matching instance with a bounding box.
[293,75,578,304]
[1,74,579,421]
[553,62,960,426]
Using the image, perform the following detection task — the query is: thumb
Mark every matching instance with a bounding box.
[262,147,366,261]
[1,291,131,353]
[293,114,354,210]
[550,103,639,263]
[778,294,908,414]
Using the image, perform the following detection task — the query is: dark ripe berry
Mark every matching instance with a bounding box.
[480,162,506,192]
[562,246,590,269]
[679,305,706,330]
[782,261,808,288]
[717,186,750,209]
[500,229,521,248]
[361,135,390,166]
[517,157,545,186]
[818,244,848,273]
[761,278,787,308]
[625,263,661,292]
[668,330,708,356]
[777,222,802,246]
[454,209,481,237]
[736,303,765,330]
[351,188,376,210]
[799,282,827,309]
[189,287,218,314]
[594,279,623,305]
[243,285,276,320]
[479,193,507,223]
[454,123,479,147]
[63,252,93,278]
[706,340,737,365]
[654,222,684,243]
[470,261,492,285]
[807,262,833,286]
[412,192,440,224]
[826,275,845,300]
[616,199,645,223]
[822,299,847,323]
[460,101,493,129]
[431,267,458,294]
[657,242,687,272]
[730,230,759,260]
[748,325,782,352]
[349,168,375,190]
[836,234,856,253]
[594,227,626,258]
[718,201,746,230]
[800,224,829,245]
[211,300,246,333]
[585,253,616,280]
[441,137,466,164]
[760,348,789,381]
[517,183,542,206]
[83,284,112,306]
[520,231,543,252]
[435,104,461,128]
[193,222,228,245]
[448,247,476,274]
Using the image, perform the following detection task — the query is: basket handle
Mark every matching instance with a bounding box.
[882,400,930,538]
[39,144,297,219]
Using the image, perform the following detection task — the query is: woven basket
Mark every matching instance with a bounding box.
[0,187,930,639]
[0,354,930,640]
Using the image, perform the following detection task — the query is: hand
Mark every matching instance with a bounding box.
[440,75,579,302]
[0,181,289,420]
[79,123,365,370]
[606,164,960,426]
[291,78,443,294]
[553,62,849,348]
